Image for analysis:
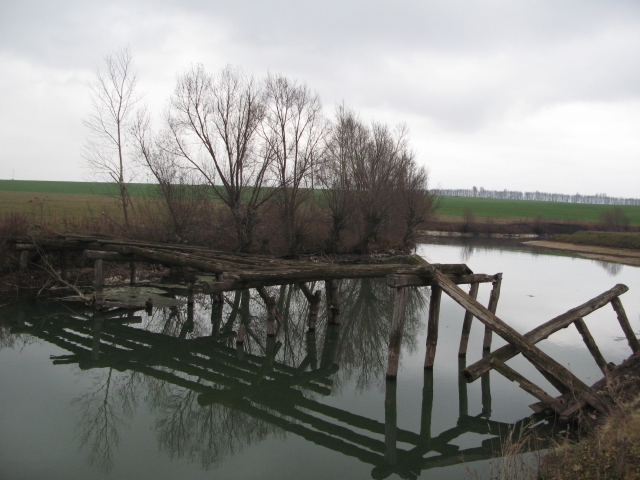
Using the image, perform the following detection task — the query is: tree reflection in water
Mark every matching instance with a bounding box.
[1,279,558,477]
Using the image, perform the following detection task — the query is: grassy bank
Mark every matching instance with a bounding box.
[0,179,156,197]
[554,231,640,250]
[438,196,640,226]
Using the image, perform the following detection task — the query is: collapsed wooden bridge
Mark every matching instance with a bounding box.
[13,234,640,422]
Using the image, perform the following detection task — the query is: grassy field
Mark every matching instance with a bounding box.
[437,196,640,225]
[2,180,640,226]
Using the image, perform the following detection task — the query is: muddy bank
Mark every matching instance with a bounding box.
[523,240,640,267]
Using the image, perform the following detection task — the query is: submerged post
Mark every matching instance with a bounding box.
[94,258,104,306]
[384,379,398,465]
[483,273,502,350]
[458,282,480,357]
[424,285,442,369]
[458,357,469,418]
[385,287,409,380]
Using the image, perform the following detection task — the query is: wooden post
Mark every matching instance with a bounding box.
[384,379,397,465]
[483,273,502,350]
[94,259,104,306]
[308,291,321,331]
[385,287,409,380]
[306,330,318,371]
[129,261,137,285]
[424,285,442,369]
[325,280,341,325]
[257,287,277,337]
[481,350,492,418]
[432,269,610,414]
[419,369,434,450]
[236,324,246,344]
[574,317,610,375]
[458,282,480,357]
[19,250,28,272]
[187,285,195,305]
[611,297,640,353]
[320,324,340,370]
[211,294,223,337]
[458,357,468,418]
[60,251,68,282]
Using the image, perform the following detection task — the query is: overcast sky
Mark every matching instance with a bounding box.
[1,0,639,196]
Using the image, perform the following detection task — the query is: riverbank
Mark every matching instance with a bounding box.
[523,240,640,267]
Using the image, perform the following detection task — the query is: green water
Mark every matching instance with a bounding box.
[1,240,638,479]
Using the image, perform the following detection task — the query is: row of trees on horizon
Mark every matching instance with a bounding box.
[434,187,640,206]
[83,48,435,253]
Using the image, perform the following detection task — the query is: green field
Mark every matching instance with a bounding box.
[437,196,640,225]
[2,180,640,226]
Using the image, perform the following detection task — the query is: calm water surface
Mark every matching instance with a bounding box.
[1,239,638,480]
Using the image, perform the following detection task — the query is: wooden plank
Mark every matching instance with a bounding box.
[482,273,502,350]
[458,283,480,357]
[611,297,640,353]
[387,273,493,288]
[424,285,442,369]
[385,287,409,380]
[574,317,610,375]
[489,358,566,414]
[463,284,629,382]
[432,269,610,414]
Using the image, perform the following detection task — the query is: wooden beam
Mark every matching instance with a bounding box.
[387,273,494,288]
[458,282,480,357]
[611,297,640,353]
[463,284,629,382]
[386,287,409,380]
[432,268,610,414]
[482,273,502,350]
[424,285,442,369]
[574,317,610,375]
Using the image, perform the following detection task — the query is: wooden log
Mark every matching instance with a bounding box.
[424,285,442,369]
[574,317,610,375]
[483,273,502,350]
[611,297,640,353]
[19,250,28,271]
[385,287,409,380]
[432,268,610,414]
[387,273,494,288]
[94,259,104,305]
[84,250,144,261]
[489,358,566,414]
[458,283,480,357]
[463,284,629,382]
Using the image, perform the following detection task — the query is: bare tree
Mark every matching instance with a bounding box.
[167,65,274,251]
[396,160,437,247]
[262,74,327,252]
[82,47,139,230]
[319,105,367,251]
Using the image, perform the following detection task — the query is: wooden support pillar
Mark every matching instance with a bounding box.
[211,293,223,337]
[19,250,28,272]
[611,297,640,353]
[236,325,246,344]
[94,258,104,306]
[320,323,340,370]
[129,261,137,285]
[325,280,341,325]
[237,290,251,345]
[257,287,277,337]
[424,285,442,369]
[60,251,68,282]
[483,273,502,350]
[91,317,104,361]
[458,282,480,357]
[458,357,468,418]
[306,330,318,371]
[419,369,434,450]
[384,379,397,465]
[574,317,610,375]
[187,285,195,305]
[386,287,409,380]
[212,274,224,303]
[481,350,492,418]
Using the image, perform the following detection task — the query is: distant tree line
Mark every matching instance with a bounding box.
[82,48,435,253]
[433,187,640,206]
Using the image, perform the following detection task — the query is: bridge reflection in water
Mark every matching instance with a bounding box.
[7,279,556,478]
